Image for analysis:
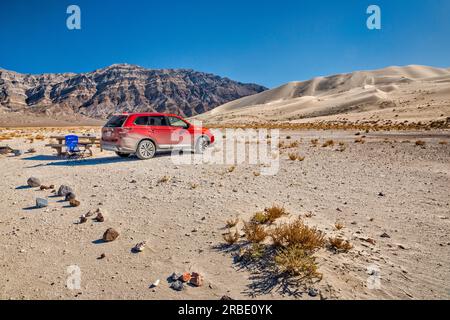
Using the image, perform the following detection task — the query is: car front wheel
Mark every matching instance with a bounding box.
[136,140,156,160]
[195,136,210,154]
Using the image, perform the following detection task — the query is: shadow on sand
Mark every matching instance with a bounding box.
[212,243,316,298]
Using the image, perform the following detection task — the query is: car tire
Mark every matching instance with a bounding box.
[136,140,156,160]
[195,136,210,154]
[115,152,131,158]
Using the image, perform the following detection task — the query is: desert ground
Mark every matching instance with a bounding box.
[0,126,449,300]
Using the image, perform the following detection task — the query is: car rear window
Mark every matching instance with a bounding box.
[104,115,128,127]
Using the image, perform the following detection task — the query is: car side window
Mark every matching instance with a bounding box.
[148,116,168,126]
[134,116,149,126]
[168,116,188,128]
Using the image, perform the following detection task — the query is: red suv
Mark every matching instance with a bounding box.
[101,113,214,159]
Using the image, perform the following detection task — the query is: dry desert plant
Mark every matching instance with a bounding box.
[288,152,305,161]
[157,175,171,183]
[274,245,322,279]
[223,229,240,245]
[227,165,236,173]
[328,237,353,253]
[322,139,334,147]
[415,140,426,146]
[270,218,325,252]
[243,221,267,243]
[334,221,344,230]
[439,140,448,145]
[226,217,239,228]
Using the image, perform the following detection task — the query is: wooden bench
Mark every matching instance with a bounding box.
[45,135,100,156]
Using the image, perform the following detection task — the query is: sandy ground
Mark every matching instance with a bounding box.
[0,128,449,300]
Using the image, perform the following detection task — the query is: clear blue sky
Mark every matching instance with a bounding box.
[1,0,449,87]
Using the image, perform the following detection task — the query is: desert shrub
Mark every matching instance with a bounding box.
[157,175,171,183]
[226,217,239,228]
[227,165,236,173]
[251,205,288,225]
[438,140,448,145]
[328,237,352,253]
[288,152,305,161]
[322,140,334,147]
[223,229,240,245]
[415,140,426,146]
[243,222,267,243]
[270,218,325,252]
[334,222,344,230]
[310,139,319,146]
[274,245,322,279]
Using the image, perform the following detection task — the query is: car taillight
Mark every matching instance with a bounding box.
[117,127,131,136]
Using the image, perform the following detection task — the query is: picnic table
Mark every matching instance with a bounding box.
[45,135,102,156]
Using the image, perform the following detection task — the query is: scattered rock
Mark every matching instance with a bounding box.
[57,185,73,197]
[380,232,390,238]
[97,253,106,260]
[27,177,41,188]
[69,199,80,207]
[13,150,23,156]
[132,241,146,253]
[190,272,203,287]
[94,210,105,222]
[181,272,192,283]
[220,295,234,300]
[150,279,160,288]
[65,192,76,201]
[40,185,54,190]
[308,288,318,297]
[378,192,385,197]
[27,148,36,153]
[170,280,184,291]
[170,272,183,282]
[78,215,87,224]
[36,198,48,208]
[103,228,119,242]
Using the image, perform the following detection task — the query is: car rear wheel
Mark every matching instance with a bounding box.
[136,140,156,160]
[195,136,210,154]
[115,152,131,158]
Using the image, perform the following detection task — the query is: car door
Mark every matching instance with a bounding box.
[147,116,173,147]
[166,116,192,147]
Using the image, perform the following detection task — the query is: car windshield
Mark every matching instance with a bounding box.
[104,115,128,127]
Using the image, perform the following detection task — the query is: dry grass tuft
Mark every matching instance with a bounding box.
[354,138,365,144]
[274,245,322,279]
[157,175,171,183]
[223,229,240,245]
[288,152,305,161]
[227,165,236,173]
[253,171,261,177]
[439,140,448,145]
[415,140,426,146]
[243,222,267,243]
[226,217,239,228]
[334,221,344,230]
[322,139,334,147]
[328,237,353,253]
[190,182,199,189]
[251,205,288,225]
[270,218,325,251]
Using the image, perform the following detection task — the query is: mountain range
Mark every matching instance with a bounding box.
[0,64,267,120]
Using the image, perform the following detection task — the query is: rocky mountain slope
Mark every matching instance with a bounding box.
[0,64,267,119]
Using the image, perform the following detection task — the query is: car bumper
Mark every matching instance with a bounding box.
[101,141,134,153]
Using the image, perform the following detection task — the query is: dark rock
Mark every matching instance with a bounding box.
[27,177,41,187]
[65,192,76,201]
[380,232,390,238]
[57,185,73,197]
[308,288,318,297]
[220,295,234,300]
[102,228,119,242]
[170,280,184,291]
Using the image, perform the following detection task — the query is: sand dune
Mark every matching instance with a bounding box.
[195,65,450,126]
